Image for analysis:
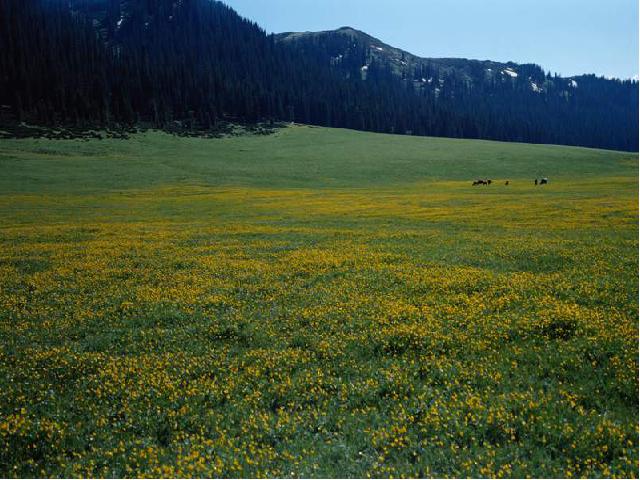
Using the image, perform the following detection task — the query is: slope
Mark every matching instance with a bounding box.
[276,27,639,151]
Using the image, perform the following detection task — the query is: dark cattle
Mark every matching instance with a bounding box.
[505,180,509,186]
[535,178,538,185]
[540,177,548,185]
[487,179,492,185]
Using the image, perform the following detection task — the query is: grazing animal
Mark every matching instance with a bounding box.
[472,179,487,186]
[487,179,492,185]
[505,180,509,186]
[535,178,538,185]
[540,177,548,185]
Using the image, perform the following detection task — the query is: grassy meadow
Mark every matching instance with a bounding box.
[0,126,638,477]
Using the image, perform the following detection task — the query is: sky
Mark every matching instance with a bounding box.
[223,0,638,80]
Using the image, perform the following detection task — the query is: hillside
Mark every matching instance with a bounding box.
[276,27,639,151]
[279,26,592,89]
[0,0,637,150]
[278,26,520,79]
[0,125,636,194]
[0,126,637,477]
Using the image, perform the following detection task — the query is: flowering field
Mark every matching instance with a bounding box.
[0,127,637,477]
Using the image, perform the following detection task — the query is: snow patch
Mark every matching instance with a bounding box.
[116,17,124,27]
[531,82,541,92]
[502,68,518,78]
[361,65,369,71]
[569,79,578,88]
[372,45,384,51]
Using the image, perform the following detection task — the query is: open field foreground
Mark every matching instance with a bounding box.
[0,126,638,478]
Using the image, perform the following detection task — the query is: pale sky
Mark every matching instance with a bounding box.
[223,0,639,79]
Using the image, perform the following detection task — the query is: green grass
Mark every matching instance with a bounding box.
[0,126,634,193]
[0,126,637,477]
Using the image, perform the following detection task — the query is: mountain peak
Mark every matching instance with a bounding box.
[276,25,376,44]
[335,26,368,35]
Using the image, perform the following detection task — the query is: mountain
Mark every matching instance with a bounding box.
[277,26,516,80]
[0,0,637,151]
[276,27,639,151]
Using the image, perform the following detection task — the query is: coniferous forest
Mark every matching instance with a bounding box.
[1,0,637,151]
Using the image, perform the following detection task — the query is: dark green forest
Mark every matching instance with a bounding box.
[0,0,637,150]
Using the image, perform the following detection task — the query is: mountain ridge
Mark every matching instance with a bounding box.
[279,26,634,81]
[274,26,619,97]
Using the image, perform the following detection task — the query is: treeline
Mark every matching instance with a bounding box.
[0,0,637,151]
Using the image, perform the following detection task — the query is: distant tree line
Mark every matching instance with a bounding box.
[0,0,637,150]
